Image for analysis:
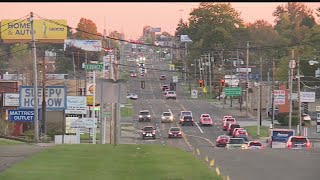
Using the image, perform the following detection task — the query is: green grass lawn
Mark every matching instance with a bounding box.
[121,104,134,117]
[80,133,100,140]
[243,126,269,139]
[0,138,24,145]
[0,144,222,180]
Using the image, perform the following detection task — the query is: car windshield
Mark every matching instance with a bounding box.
[231,124,240,128]
[229,139,245,144]
[143,127,154,131]
[181,112,192,116]
[202,115,210,117]
[291,137,308,144]
[203,118,211,121]
[161,75,165,77]
[168,91,175,94]
[249,142,262,146]
[170,128,180,132]
[184,116,192,120]
[226,118,235,122]
[163,112,171,116]
[140,111,149,115]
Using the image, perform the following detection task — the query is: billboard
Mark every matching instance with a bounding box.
[64,39,102,52]
[300,92,315,103]
[19,86,67,110]
[3,93,19,107]
[180,35,193,42]
[8,109,39,123]
[274,90,286,105]
[1,19,67,40]
[65,96,87,114]
[150,27,161,32]
[66,117,78,134]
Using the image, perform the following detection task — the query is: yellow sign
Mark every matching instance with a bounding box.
[87,95,99,106]
[1,19,67,40]
[203,87,207,93]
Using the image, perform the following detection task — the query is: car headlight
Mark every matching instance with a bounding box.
[169,132,172,134]
[169,116,174,120]
[143,132,146,134]
[139,115,142,118]
[147,115,151,117]
[161,117,165,119]
[241,144,247,149]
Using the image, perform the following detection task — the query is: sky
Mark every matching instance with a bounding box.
[1,2,320,39]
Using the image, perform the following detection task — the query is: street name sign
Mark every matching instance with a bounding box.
[224,87,241,96]
[85,63,103,71]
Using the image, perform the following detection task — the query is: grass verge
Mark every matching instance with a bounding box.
[0,144,222,180]
[80,133,100,140]
[121,102,134,117]
[243,125,269,139]
[0,138,25,145]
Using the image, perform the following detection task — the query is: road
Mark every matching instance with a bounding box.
[125,59,320,180]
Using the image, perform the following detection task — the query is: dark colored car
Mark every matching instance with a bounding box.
[159,75,166,80]
[138,110,151,122]
[141,126,156,140]
[168,127,182,138]
[216,135,230,147]
[161,85,169,91]
[181,115,194,126]
[228,124,241,136]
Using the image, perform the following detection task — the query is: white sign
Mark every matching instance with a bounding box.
[65,96,87,114]
[191,89,198,99]
[70,118,97,128]
[236,68,251,73]
[173,76,178,83]
[317,125,320,133]
[19,86,66,110]
[64,39,102,52]
[300,92,315,103]
[274,90,286,105]
[66,117,78,134]
[3,93,19,106]
[180,35,193,42]
[316,106,320,112]
[150,27,161,32]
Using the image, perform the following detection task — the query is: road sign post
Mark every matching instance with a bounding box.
[224,87,241,96]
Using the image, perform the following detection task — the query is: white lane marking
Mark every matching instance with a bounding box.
[195,122,204,134]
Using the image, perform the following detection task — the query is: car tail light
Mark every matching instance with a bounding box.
[260,145,264,149]
[287,141,292,148]
[306,141,311,148]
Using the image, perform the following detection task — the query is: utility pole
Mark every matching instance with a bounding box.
[257,56,262,136]
[246,42,250,117]
[297,57,302,136]
[184,43,187,84]
[209,55,212,99]
[271,60,276,128]
[30,12,39,143]
[41,58,47,137]
[72,52,76,77]
[289,49,295,130]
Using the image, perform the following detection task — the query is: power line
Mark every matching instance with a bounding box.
[0,15,29,28]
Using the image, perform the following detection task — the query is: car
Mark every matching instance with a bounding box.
[141,126,156,140]
[232,128,244,138]
[159,75,166,80]
[199,116,213,126]
[302,114,311,121]
[234,130,249,141]
[130,73,137,77]
[179,111,193,122]
[247,141,264,149]
[222,118,236,131]
[165,91,177,100]
[161,112,174,123]
[140,73,144,77]
[126,93,138,100]
[164,89,170,96]
[222,115,233,124]
[168,127,182,138]
[200,114,211,119]
[226,138,247,149]
[138,110,151,122]
[161,85,169,91]
[228,123,241,136]
[180,115,194,126]
[286,136,311,149]
[215,135,230,147]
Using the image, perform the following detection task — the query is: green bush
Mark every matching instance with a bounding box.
[276,112,298,126]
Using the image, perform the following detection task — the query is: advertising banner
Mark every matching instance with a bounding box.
[64,39,102,52]
[66,117,78,133]
[65,96,87,114]
[19,86,66,110]
[300,92,315,103]
[3,93,19,106]
[274,90,286,105]
[8,109,39,122]
[1,19,67,40]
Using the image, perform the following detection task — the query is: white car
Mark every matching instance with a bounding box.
[126,93,138,100]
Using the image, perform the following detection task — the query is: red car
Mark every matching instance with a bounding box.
[247,141,264,149]
[232,128,244,138]
[222,115,233,124]
[159,75,166,80]
[222,118,236,131]
[130,73,137,77]
[199,114,213,126]
[161,85,169,91]
[234,130,248,141]
[168,127,182,138]
[216,135,230,147]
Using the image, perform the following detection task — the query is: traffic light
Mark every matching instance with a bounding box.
[246,82,249,89]
[220,79,225,87]
[141,81,145,89]
[303,103,309,114]
[198,79,203,87]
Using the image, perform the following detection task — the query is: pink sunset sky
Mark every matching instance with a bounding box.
[1,2,320,39]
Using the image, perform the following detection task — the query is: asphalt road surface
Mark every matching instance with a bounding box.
[125,59,320,180]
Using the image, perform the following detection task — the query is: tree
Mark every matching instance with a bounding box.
[73,18,100,40]
[175,18,188,36]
